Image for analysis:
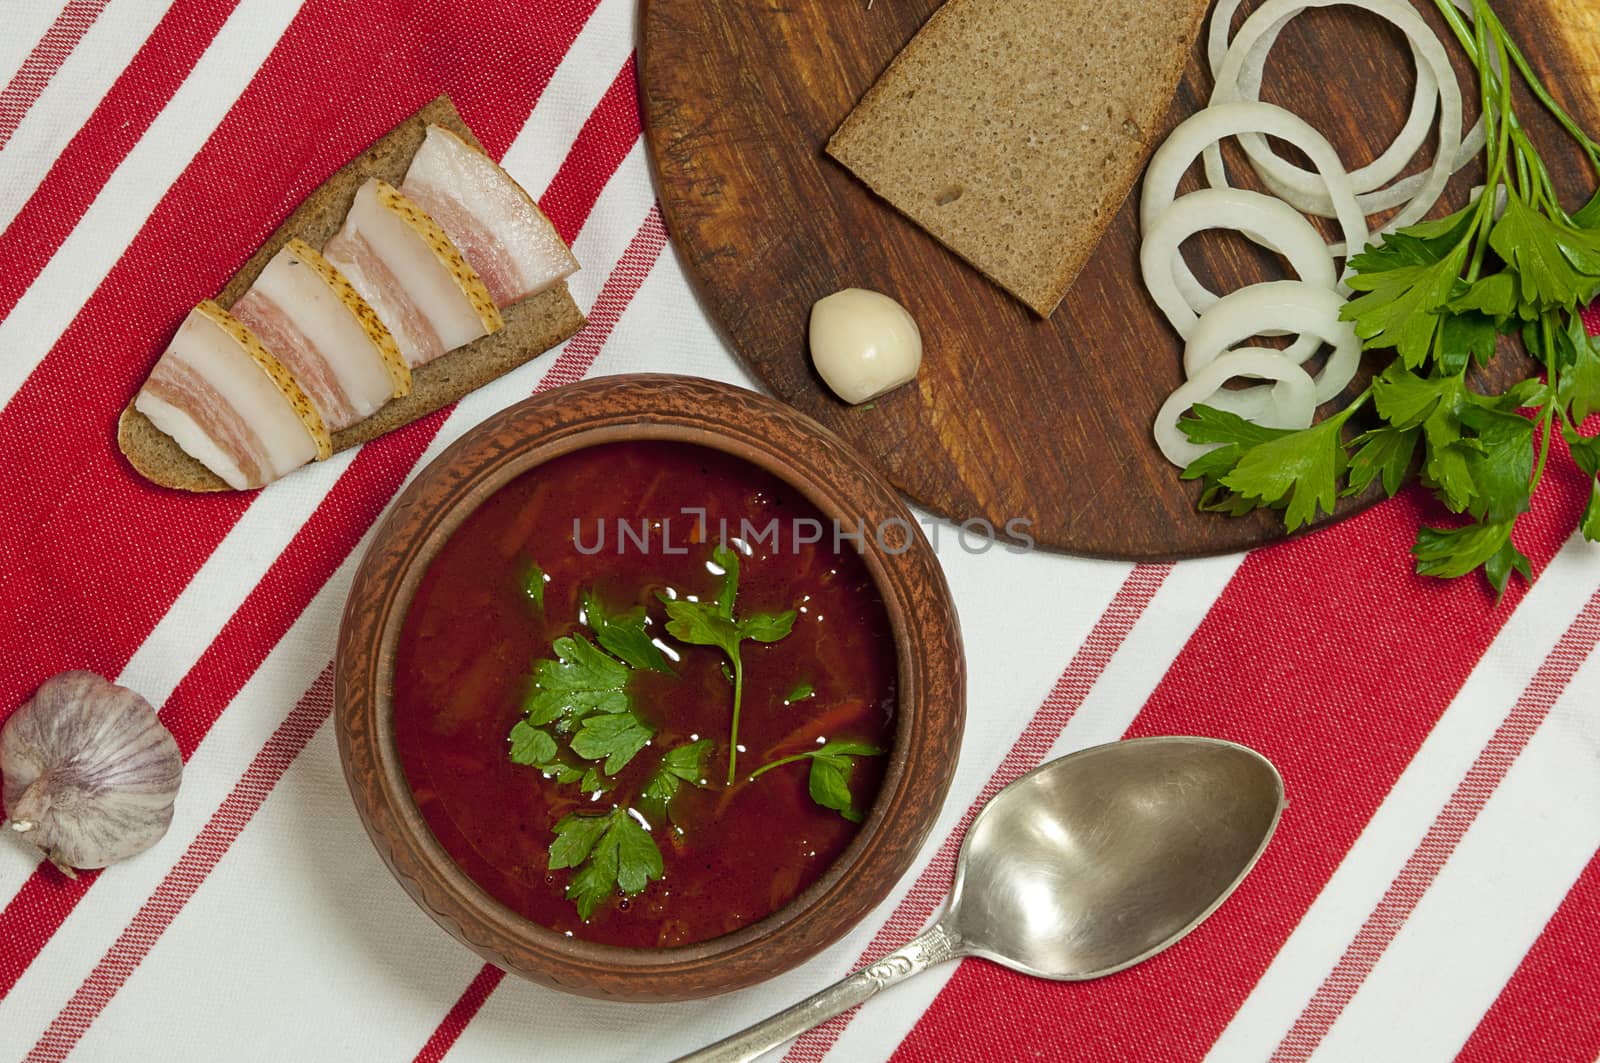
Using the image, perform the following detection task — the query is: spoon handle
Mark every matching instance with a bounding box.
[672,922,962,1063]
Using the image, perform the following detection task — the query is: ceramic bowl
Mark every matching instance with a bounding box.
[335,374,964,1000]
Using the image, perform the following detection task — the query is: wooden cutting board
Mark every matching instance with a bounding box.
[640,0,1599,560]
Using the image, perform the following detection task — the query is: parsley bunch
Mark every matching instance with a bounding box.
[1181,0,1600,596]
[505,543,884,923]
[508,598,685,917]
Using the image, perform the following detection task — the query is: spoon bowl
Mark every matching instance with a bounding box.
[951,736,1284,980]
[677,736,1284,1063]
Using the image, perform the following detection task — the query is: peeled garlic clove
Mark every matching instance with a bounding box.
[809,288,923,405]
[2,671,182,876]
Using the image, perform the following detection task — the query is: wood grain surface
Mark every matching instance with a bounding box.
[641,0,1599,559]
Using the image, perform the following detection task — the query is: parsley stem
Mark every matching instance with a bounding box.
[1441,1,1600,178]
[1530,404,1556,495]
[1459,22,1515,285]
[748,753,807,781]
[1530,325,1560,494]
[1513,151,1532,204]
[1330,387,1372,429]
[1465,194,1494,284]
[726,656,744,785]
[1480,4,1600,168]
[1436,0,1497,81]
[1482,16,1512,199]
[1445,2,1600,195]
[1509,123,1561,216]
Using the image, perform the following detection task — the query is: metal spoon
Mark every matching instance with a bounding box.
[675,736,1284,1063]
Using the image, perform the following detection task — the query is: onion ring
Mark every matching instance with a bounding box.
[1211,0,1439,199]
[1207,0,1462,233]
[1182,280,1362,404]
[1206,0,1475,72]
[1207,0,1486,219]
[1140,101,1368,295]
[1153,348,1317,466]
[1140,187,1337,360]
[1197,349,1312,422]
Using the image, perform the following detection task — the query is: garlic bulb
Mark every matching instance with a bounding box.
[2,671,182,877]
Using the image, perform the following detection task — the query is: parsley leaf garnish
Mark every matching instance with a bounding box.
[737,612,795,641]
[518,560,547,610]
[1221,418,1352,532]
[513,606,664,790]
[807,752,874,823]
[549,807,663,921]
[570,711,655,775]
[1413,520,1531,600]
[659,602,739,656]
[1343,232,1469,368]
[749,740,884,823]
[503,544,869,924]
[548,811,611,869]
[1458,402,1535,523]
[662,543,796,782]
[583,591,673,674]
[1554,315,1600,422]
[1583,481,1600,543]
[783,681,815,704]
[1489,196,1600,311]
[508,720,605,789]
[522,635,629,730]
[508,719,558,765]
[1181,403,1364,532]
[640,739,713,814]
[1345,425,1419,498]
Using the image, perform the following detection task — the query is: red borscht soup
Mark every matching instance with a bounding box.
[393,440,897,948]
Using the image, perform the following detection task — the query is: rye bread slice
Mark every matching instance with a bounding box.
[826,0,1211,317]
[119,94,585,492]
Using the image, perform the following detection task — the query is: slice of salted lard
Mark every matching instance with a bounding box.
[134,300,330,490]
[400,124,578,308]
[323,178,503,367]
[230,238,410,432]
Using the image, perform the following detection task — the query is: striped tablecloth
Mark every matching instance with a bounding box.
[2,2,1598,1060]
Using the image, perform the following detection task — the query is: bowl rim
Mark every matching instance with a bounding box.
[334,373,964,1000]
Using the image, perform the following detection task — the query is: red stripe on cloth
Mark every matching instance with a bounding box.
[0,411,446,1000]
[157,411,448,761]
[540,204,665,389]
[1271,587,1600,1061]
[540,54,638,247]
[890,447,1594,1062]
[414,965,507,1063]
[1457,847,1600,1063]
[20,203,660,1051]
[0,0,597,719]
[0,2,616,998]
[0,0,109,151]
[782,563,1172,1063]
[0,0,238,320]
[24,666,337,1063]
[0,873,98,1001]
